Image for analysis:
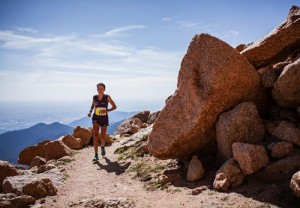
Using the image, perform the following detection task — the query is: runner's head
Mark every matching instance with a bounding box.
[97,83,105,93]
[97,83,105,90]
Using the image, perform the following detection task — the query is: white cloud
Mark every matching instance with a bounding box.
[176,20,199,29]
[75,40,133,56]
[0,30,132,57]
[163,15,219,33]
[161,14,203,30]
[228,30,239,37]
[162,17,173,22]
[0,27,182,103]
[98,25,146,38]
[0,28,182,74]
[175,20,219,33]
[0,30,76,50]
[215,30,241,47]
[16,27,39,34]
[162,15,183,23]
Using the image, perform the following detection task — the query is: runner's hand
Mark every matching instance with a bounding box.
[88,112,91,117]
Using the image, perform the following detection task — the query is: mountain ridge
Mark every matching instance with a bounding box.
[67,111,138,128]
[0,122,73,164]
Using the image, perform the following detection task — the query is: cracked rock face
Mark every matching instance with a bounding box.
[241,6,300,68]
[272,57,300,108]
[148,34,265,159]
[216,102,265,161]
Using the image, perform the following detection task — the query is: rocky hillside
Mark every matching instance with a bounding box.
[1,5,300,208]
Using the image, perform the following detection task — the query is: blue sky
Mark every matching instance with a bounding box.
[0,0,298,111]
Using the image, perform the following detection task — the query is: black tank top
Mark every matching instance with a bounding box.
[93,94,108,108]
[93,94,109,116]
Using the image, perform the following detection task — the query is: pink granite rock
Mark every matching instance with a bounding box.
[148,34,266,159]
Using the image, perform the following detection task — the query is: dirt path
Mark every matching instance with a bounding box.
[40,140,295,208]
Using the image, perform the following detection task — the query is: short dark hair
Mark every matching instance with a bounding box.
[97,83,105,90]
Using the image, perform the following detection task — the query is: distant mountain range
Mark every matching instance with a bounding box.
[0,111,137,164]
[0,122,73,164]
[68,111,137,135]
[68,111,137,128]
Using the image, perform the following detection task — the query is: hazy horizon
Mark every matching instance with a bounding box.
[0,98,164,134]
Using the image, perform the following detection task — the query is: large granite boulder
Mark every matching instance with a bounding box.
[272,57,300,108]
[186,156,205,182]
[216,102,265,161]
[113,111,151,136]
[3,170,64,195]
[272,121,300,147]
[18,140,50,166]
[148,34,266,159]
[132,110,150,123]
[114,125,153,155]
[0,161,18,192]
[59,134,84,150]
[232,142,269,175]
[213,158,244,191]
[0,193,36,208]
[22,178,57,199]
[19,140,71,165]
[36,140,50,160]
[18,146,37,166]
[30,156,46,167]
[114,117,143,136]
[255,153,300,182]
[258,62,287,88]
[73,126,92,146]
[45,141,72,161]
[241,6,300,68]
[147,111,160,124]
[267,142,295,159]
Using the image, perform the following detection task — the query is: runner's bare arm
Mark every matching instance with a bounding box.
[88,100,95,117]
[107,96,117,112]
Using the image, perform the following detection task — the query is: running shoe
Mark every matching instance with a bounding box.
[101,147,106,156]
[92,154,99,161]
